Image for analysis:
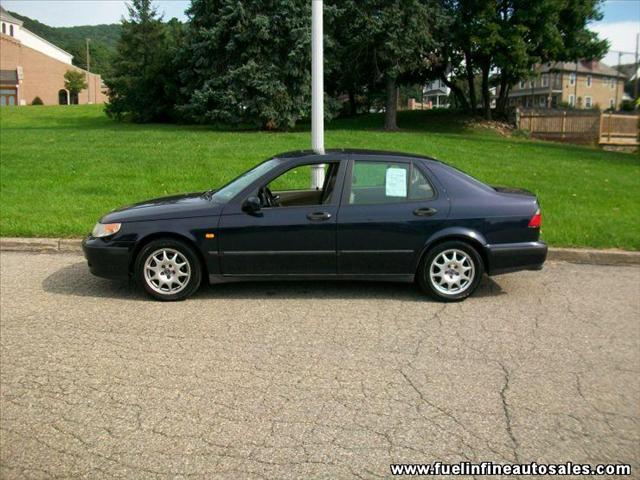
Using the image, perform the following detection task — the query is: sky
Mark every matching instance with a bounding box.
[1,0,639,66]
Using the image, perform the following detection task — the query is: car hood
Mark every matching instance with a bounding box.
[100,192,223,223]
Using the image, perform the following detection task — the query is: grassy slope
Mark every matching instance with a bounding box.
[1,105,638,249]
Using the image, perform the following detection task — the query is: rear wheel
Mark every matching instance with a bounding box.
[418,241,484,302]
[135,239,202,301]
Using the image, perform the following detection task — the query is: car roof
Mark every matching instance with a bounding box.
[273,149,442,165]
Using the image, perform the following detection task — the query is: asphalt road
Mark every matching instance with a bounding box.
[1,251,639,479]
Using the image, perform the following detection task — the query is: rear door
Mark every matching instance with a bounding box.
[337,155,449,275]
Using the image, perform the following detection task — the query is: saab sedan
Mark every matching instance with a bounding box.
[83,150,547,301]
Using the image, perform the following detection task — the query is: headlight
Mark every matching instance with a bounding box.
[92,222,121,238]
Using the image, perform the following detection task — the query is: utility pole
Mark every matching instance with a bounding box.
[615,51,622,110]
[573,61,578,108]
[86,38,91,104]
[609,48,636,111]
[86,38,91,72]
[635,33,639,110]
[310,0,325,189]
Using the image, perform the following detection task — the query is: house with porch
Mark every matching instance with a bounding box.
[508,60,626,110]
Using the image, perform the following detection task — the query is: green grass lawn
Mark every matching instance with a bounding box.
[1,105,639,249]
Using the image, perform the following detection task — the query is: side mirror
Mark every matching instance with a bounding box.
[242,196,261,213]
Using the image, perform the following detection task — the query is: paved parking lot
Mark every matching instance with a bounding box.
[1,251,639,479]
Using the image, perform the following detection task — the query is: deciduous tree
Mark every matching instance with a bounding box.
[433,0,608,119]
[329,0,440,130]
[64,70,88,97]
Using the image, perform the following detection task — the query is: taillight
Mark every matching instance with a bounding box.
[528,209,542,228]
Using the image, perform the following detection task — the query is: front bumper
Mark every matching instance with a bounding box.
[486,241,547,276]
[82,236,133,280]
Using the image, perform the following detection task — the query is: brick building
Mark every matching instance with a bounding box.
[0,7,107,106]
[508,60,626,110]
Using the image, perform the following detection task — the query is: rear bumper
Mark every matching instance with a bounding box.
[82,236,132,280]
[486,241,547,276]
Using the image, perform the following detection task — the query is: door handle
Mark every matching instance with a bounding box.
[307,211,332,221]
[413,207,437,217]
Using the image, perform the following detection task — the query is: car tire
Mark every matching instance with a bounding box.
[417,241,484,302]
[135,238,202,301]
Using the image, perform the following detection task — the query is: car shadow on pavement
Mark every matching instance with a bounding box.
[42,261,145,301]
[42,261,505,302]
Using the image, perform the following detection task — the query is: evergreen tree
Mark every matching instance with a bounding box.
[106,0,176,122]
[179,0,311,130]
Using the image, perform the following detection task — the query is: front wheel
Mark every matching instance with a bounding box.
[135,239,202,301]
[418,241,484,302]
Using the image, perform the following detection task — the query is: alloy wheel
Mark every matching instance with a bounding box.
[143,248,191,295]
[429,248,475,296]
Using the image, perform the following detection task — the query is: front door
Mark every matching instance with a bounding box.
[337,156,449,275]
[219,160,345,276]
[0,88,17,106]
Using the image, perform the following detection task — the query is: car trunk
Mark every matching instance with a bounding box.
[491,186,536,197]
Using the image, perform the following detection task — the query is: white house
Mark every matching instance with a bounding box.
[423,79,451,108]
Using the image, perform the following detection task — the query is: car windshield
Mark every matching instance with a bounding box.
[210,159,280,203]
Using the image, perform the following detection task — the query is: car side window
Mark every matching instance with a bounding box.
[263,162,340,208]
[348,161,434,205]
[269,164,329,192]
[409,164,435,201]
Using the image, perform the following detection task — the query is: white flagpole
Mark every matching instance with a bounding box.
[311,0,325,189]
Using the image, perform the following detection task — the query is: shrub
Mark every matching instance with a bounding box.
[31,97,44,105]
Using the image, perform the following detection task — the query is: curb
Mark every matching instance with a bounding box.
[1,237,639,267]
[0,237,84,254]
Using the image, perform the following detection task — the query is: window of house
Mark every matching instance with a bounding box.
[586,74,592,87]
[611,79,616,90]
[609,98,615,109]
[569,73,576,86]
[529,80,535,88]
[1,23,5,35]
[541,74,549,87]
[585,96,592,108]
[539,96,546,107]
[348,161,434,205]
[519,80,525,89]
[568,94,575,107]
[9,25,13,36]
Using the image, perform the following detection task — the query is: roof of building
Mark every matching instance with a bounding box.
[0,6,23,26]
[0,8,75,61]
[541,61,626,78]
[0,69,18,85]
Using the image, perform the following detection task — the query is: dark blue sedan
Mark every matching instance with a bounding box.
[83,150,547,301]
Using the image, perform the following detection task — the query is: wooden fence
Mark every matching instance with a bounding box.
[516,109,639,146]
[599,113,640,146]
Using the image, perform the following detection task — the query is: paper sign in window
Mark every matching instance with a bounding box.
[385,167,407,197]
